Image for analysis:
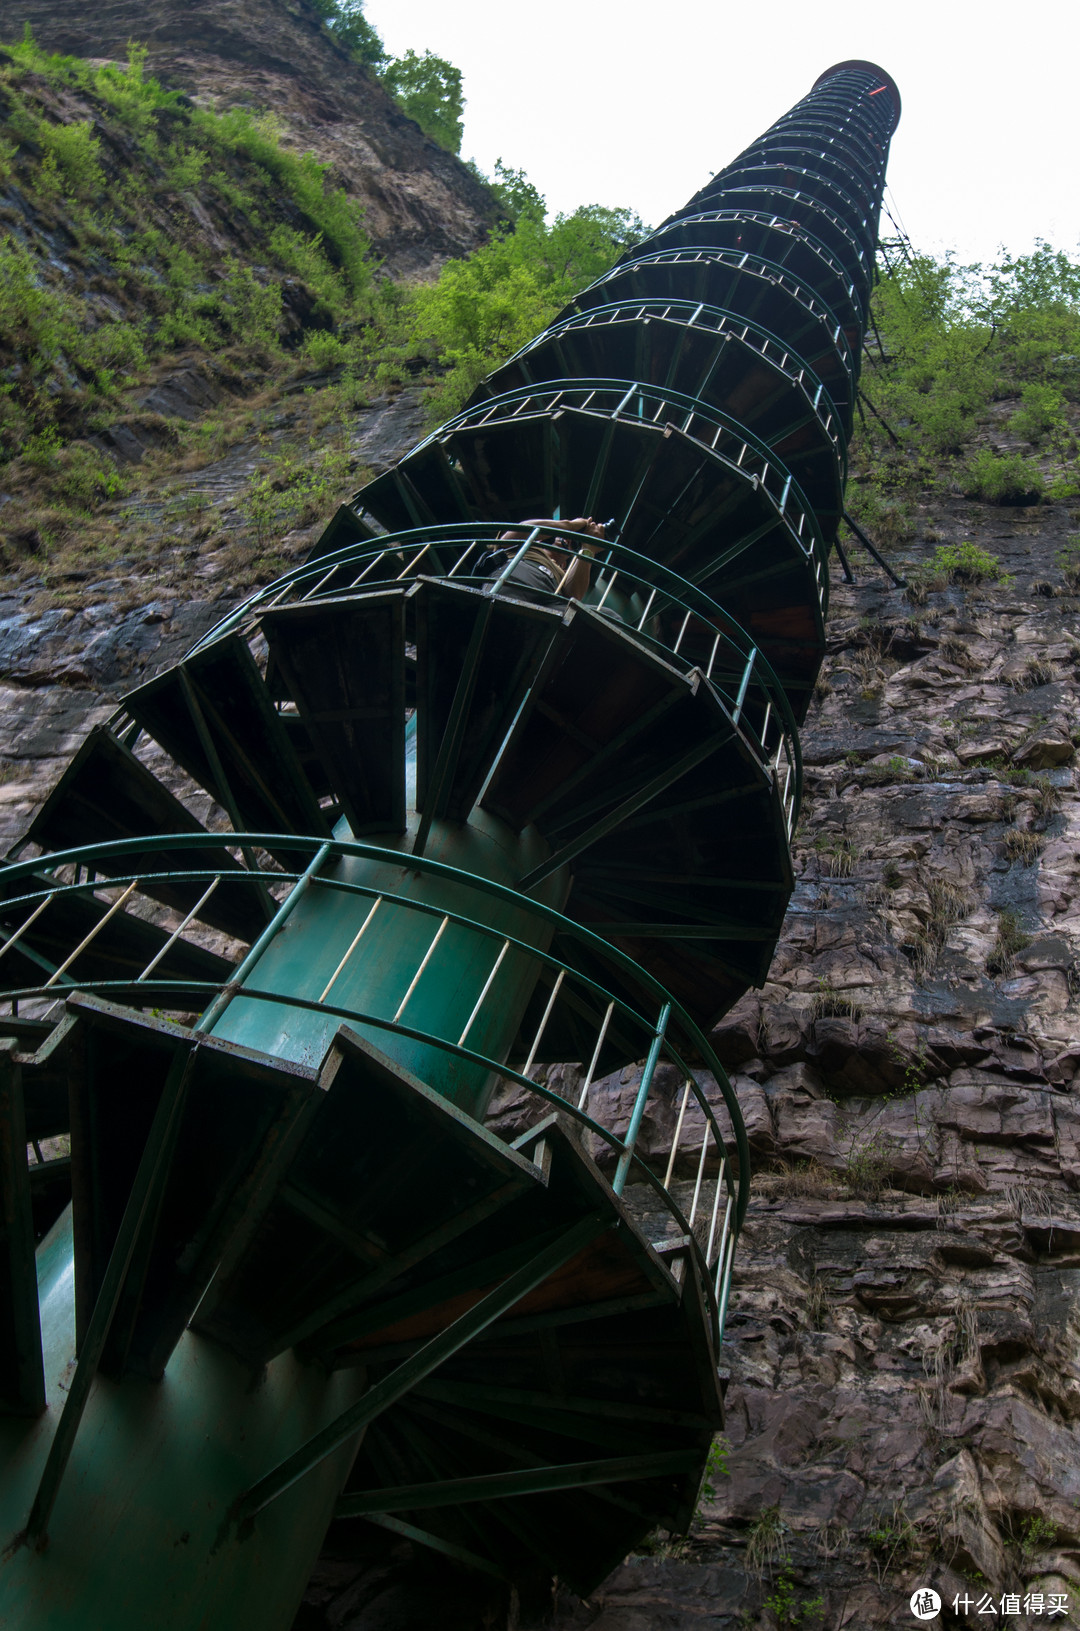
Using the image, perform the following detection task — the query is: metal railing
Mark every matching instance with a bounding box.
[0,832,750,1340]
[579,248,855,386]
[490,297,848,479]
[631,208,866,326]
[181,522,802,834]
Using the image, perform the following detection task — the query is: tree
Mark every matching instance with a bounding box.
[308,0,386,72]
[381,49,464,154]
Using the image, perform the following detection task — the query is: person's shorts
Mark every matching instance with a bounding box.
[499,559,559,603]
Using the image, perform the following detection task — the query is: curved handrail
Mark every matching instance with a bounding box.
[482,297,848,479]
[174,523,802,822]
[0,828,752,1232]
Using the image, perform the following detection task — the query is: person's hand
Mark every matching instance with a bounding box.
[559,516,605,538]
[558,516,605,554]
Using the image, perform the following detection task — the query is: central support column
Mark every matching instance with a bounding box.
[209,809,568,1119]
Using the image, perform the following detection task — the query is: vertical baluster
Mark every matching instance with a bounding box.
[577,1001,615,1109]
[44,879,140,988]
[396,542,431,582]
[458,938,511,1047]
[319,896,382,1003]
[137,878,221,983]
[662,1078,693,1188]
[705,1154,727,1263]
[393,914,450,1022]
[523,967,566,1076]
[687,1120,710,1229]
[613,1004,671,1195]
[0,894,54,966]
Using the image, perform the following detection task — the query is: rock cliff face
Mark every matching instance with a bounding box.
[3,346,1080,1629]
[522,481,1080,1630]
[6,0,494,275]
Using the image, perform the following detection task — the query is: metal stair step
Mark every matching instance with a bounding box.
[192,1025,543,1367]
[482,606,696,834]
[415,581,563,824]
[122,633,330,848]
[63,993,323,1379]
[260,589,409,837]
[321,1118,722,1595]
[25,726,270,944]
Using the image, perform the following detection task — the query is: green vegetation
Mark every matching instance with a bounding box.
[695,1436,730,1512]
[0,28,643,579]
[762,1566,824,1628]
[0,34,375,467]
[307,0,386,70]
[842,1130,895,1199]
[987,908,1033,977]
[308,0,464,151]
[857,241,1080,542]
[962,448,1045,505]
[399,179,647,419]
[382,50,464,153]
[1009,381,1068,444]
[1057,535,1080,590]
[1016,1512,1056,1558]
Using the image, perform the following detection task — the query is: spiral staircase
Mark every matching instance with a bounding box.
[0,60,899,1629]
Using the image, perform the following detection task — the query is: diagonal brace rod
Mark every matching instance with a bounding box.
[229,1211,612,1525]
[518,733,730,892]
[336,1449,702,1516]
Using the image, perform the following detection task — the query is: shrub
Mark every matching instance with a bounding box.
[38,118,105,196]
[1004,829,1042,865]
[1057,535,1080,591]
[746,1504,788,1575]
[1011,658,1055,691]
[862,754,918,785]
[962,449,1044,505]
[1009,382,1067,443]
[931,540,1009,585]
[842,1130,895,1199]
[808,978,864,1022]
[814,835,858,877]
[405,200,648,419]
[907,877,969,976]
[987,908,1032,977]
[762,1565,823,1628]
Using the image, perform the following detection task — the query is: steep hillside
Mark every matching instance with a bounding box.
[5,0,494,274]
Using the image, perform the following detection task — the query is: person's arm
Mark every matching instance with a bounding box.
[552,517,604,599]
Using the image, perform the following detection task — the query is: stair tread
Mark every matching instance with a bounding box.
[25,726,270,943]
[123,633,330,847]
[415,581,563,822]
[261,590,408,836]
[63,993,321,1378]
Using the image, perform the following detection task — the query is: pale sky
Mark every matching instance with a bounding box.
[364,0,1079,269]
